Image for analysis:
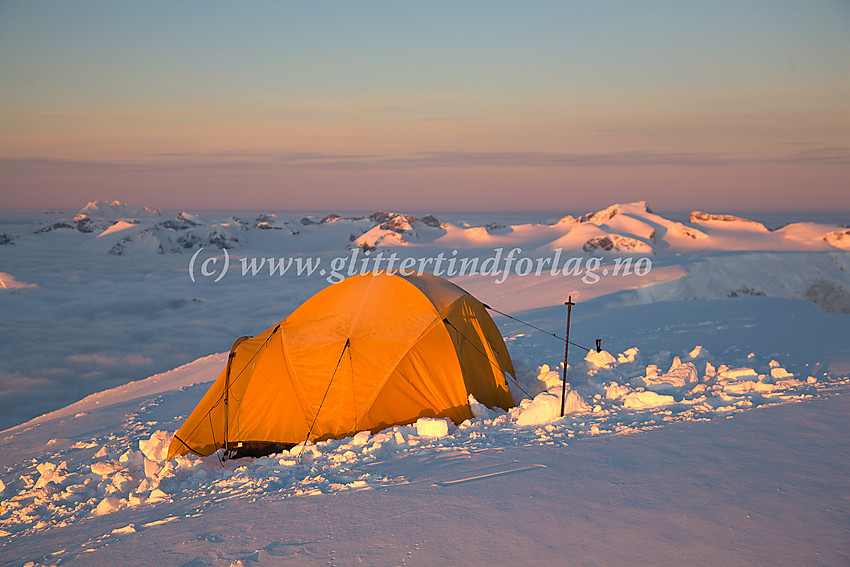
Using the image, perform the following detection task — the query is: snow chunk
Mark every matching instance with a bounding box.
[516,390,589,426]
[94,496,122,516]
[90,460,122,477]
[585,349,616,369]
[468,394,496,419]
[636,357,698,392]
[350,431,371,446]
[119,449,144,469]
[623,390,676,409]
[144,458,162,479]
[148,488,169,503]
[139,430,171,462]
[605,382,631,401]
[724,381,779,395]
[415,418,450,438]
[719,367,759,381]
[531,364,563,394]
[562,389,591,414]
[688,346,703,359]
[112,524,136,534]
[34,461,68,489]
[618,347,639,364]
[770,367,794,380]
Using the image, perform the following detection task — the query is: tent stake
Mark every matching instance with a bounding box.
[559,296,575,418]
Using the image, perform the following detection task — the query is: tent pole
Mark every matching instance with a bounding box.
[559,296,575,418]
[223,336,249,458]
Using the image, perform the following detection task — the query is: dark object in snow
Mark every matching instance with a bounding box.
[227,441,294,460]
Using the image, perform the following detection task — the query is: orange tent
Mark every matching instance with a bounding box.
[168,272,515,459]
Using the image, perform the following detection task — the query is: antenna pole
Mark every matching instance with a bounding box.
[560,296,575,417]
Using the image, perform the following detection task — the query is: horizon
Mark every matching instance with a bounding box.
[1,1,848,211]
[2,200,848,231]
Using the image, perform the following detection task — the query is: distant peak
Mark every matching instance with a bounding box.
[581,201,650,224]
[689,211,767,231]
[79,201,161,218]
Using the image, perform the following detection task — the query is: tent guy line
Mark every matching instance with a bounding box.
[297,337,351,462]
[483,303,598,353]
[442,317,532,399]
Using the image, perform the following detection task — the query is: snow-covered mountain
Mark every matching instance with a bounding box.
[79,200,162,218]
[17,201,850,257]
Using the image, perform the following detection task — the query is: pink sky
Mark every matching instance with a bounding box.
[1,2,848,212]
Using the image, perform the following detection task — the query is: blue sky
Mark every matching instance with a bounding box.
[1,1,848,212]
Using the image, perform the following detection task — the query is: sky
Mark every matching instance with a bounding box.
[0,1,848,213]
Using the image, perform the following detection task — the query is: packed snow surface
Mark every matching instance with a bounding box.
[0,201,848,565]
[0,342,842,539]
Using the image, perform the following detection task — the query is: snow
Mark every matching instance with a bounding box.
[0,339,839,550]
[634,356,699,391]
[0,201,848,565]
[585,349,617,369]
[80,200,161,218]
[515,389,589,425]
[622,389,675,409]
[95,220,138,238]
[414,418,451,438]
[824,228,850,250]
[0,272,38,290]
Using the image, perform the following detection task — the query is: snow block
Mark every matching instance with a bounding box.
[415,418,450,438]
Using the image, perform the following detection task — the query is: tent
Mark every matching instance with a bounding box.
[167,272,516,459]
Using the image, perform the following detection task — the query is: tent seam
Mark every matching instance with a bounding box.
[352,296,466,430]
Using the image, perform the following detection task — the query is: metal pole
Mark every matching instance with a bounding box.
[560,296,575,417]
